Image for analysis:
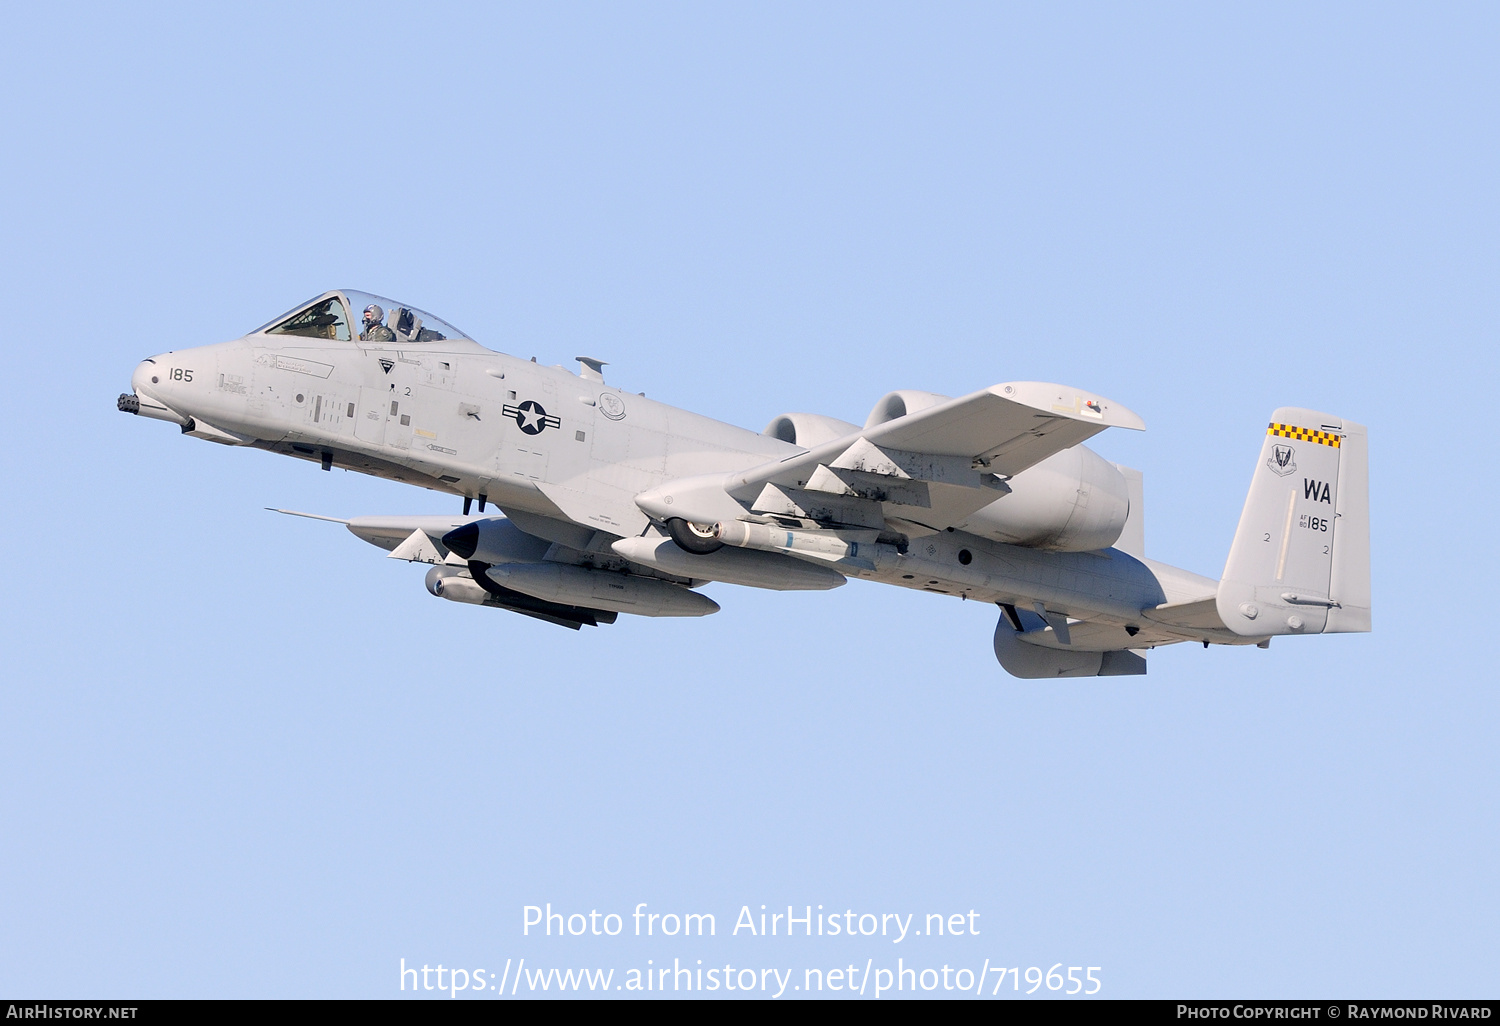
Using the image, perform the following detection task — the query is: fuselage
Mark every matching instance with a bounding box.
[131,330,794,516]
[125,291,1230,650]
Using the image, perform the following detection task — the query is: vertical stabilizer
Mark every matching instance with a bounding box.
[1216,408,1371,637]
[1324,420,1371,632]
[1113,463,1145,558]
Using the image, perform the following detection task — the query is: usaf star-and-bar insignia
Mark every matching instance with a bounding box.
[503,400,562,435]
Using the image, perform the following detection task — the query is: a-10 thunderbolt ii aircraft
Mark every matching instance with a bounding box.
[118,289,1370,677]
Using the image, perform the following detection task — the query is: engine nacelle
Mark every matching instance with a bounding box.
[762,412,860,449]
[963,446,1130,552]
[863,390,951,429]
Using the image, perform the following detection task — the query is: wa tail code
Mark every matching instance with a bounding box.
[1304,479,1332,503]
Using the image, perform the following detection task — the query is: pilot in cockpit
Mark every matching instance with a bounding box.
[360,304,396,342]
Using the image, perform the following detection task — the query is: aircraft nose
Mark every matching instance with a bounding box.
[119,355,195,426]
[131,358,163,400]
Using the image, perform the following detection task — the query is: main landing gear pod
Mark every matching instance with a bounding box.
[665,517,724,555]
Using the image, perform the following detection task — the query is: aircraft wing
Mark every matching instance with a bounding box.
[882,382,1138,472]
[688,381,1144,534]
[267,508,477,564]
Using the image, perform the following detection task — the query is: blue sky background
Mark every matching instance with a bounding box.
[1,1,1495,999]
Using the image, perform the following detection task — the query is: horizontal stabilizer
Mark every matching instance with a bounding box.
[1142,597,1226,633]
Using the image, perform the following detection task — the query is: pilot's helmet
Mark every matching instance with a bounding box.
[363,304,385,326]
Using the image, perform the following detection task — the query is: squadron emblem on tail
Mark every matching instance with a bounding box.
[1267,443,1296,476]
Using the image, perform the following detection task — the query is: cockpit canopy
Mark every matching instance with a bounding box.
[253,290,470,344]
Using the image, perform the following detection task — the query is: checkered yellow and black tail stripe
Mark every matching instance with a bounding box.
[1268,422,1341,448]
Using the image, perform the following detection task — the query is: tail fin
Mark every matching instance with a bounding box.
[1216,408,1370,636]
[1112,463,1145,558]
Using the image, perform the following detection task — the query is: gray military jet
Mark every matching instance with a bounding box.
[119,289,1370,676]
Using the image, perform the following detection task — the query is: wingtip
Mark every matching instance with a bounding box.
[265,508,351,524]
[993,382,1145,431]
